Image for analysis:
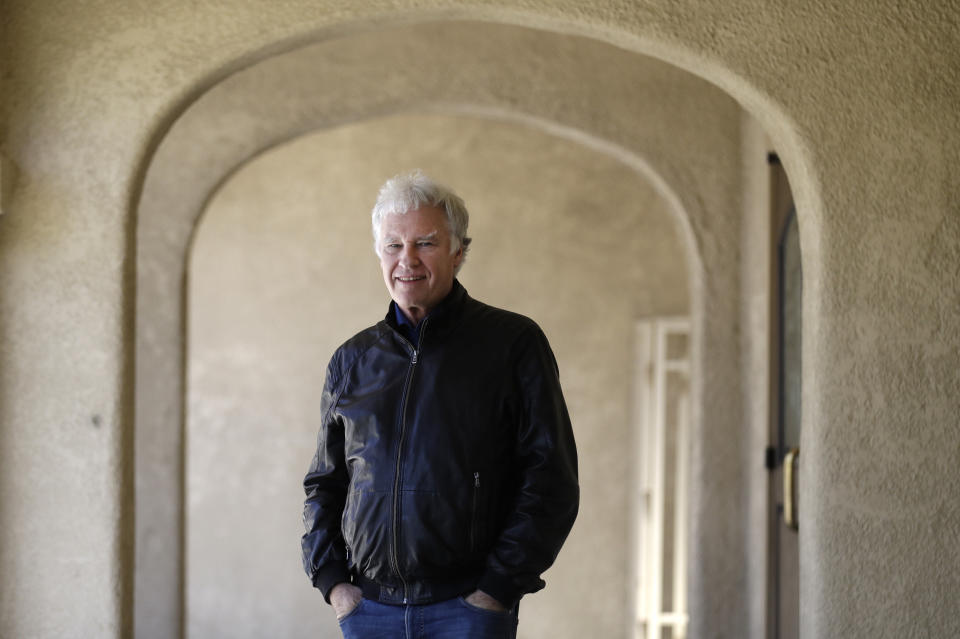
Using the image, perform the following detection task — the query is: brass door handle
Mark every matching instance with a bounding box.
[784,447,800,530]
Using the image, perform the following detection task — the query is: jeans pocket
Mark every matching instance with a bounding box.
[456,596,513,619]
[337,598,365,624]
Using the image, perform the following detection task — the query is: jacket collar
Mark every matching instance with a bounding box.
[383,279,468,335]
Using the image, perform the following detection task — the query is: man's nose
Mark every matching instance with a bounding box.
[399,244,420,266]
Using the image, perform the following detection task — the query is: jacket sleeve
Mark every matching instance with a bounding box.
[477,324,580,606]
[301,351,351,603]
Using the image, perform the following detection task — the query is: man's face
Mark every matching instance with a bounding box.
[378,206,463,324]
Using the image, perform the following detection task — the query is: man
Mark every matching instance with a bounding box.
[301,171,579,638]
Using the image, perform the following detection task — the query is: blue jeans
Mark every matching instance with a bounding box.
[338,597,519,639]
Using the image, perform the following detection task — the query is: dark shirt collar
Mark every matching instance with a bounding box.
[389,280,463,348]
[392,301,421,346]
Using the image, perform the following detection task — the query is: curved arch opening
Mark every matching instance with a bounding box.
[135,16,799,639]
[185,112,692,638]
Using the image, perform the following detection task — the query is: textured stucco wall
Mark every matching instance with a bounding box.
[1,2,958,639]
[187,113,688,639]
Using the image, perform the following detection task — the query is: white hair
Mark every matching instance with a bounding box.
[371,170,472,274]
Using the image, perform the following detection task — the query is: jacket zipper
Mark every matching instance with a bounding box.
[389,319,427,604]
[471,471,480,552]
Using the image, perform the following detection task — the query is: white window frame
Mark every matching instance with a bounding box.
[632,318,691,639]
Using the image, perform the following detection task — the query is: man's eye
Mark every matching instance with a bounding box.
[417,241,434,247]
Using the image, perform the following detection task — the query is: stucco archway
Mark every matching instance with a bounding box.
[184,111,695,638]
[136,19,748,639]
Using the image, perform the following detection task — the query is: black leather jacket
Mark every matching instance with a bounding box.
[301,282,579,607]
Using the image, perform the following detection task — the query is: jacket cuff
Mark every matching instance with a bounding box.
[476,570,521,609]
[313,561,351,604]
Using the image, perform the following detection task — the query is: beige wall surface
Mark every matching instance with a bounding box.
[1,2,959,639]
[187,113,688,639]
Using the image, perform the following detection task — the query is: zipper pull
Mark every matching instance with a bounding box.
[412,350,418,364]
[474,471,480,487]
